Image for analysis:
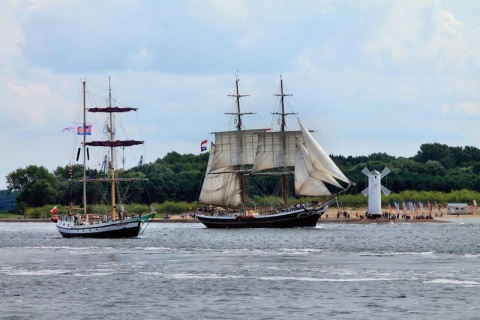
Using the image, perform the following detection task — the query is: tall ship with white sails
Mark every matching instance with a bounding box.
[196,76,352,228]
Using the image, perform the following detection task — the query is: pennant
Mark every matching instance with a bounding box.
[50,205,58,215]
[63,127,75,133]
[394,201,400,212]
[409,201,414,212]
[201,140,208,152]
[77,125,92,135]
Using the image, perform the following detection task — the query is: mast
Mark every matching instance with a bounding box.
[108,78,117,219]
[85,80,143,219]
[226,76,252,131]
[82,81,87,215]
[224,74,255,210]
[273,75,296,207]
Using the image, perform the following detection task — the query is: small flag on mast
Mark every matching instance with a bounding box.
[201,140,207,152]
[50,206,58,215]
[77,125,92,135]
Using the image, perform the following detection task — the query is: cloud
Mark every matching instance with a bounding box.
[0,2,24,62]
[127,47,154,70]
[455,102,480,115]
[2,0,480,190]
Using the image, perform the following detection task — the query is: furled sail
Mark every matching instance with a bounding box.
[88,107,138,113]
[298,119,350,184]
[252,131,304,172]
[199,143,243,207]
[84,140,144,147]
[209,129,264,172]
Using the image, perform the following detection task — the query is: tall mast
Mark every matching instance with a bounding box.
[82,81,87,215]
[84,79,143,218]
[273,75,296,207]
[108,77,117,219]
[273,75,295,132]
[226,74,254,131]
[225,74,255,210]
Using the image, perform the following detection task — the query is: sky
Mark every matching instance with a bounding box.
[1,0,480,190]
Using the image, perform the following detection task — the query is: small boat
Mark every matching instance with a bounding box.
[196,75,353,228]
[53,80,155,238]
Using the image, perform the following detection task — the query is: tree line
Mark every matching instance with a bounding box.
[5,143,480,210]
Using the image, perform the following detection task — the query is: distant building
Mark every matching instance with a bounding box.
[446,203,472,215]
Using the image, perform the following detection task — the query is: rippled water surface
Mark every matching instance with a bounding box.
[1,219,480,320]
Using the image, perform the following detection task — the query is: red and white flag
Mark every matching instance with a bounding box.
[50,206,58,215]
[200,140,208,152]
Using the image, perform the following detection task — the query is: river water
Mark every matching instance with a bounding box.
[0,219,479,320]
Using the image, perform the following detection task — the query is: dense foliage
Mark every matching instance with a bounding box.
[337,143,480,194]
[5,143,480,209]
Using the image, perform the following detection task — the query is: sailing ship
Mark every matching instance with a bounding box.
[53,80,155,238]
[196,76,352,228]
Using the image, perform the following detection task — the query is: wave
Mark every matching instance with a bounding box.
[140,271,245,280]
[359,251,435,257]
[425,279,480,286]
[258,276,400,282]
[1,269,69,276]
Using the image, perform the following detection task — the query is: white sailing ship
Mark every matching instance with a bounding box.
[53,80,155,238]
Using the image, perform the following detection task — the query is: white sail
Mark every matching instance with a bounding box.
[252,131,304,172]
[210,129,263,172]
[297,140,342,187]
[299,119,350,184]
[199,143,243,207]
[294,140,332,196]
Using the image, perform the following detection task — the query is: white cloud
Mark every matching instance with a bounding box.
[441,10,461,34]
[455,102,480,115]
[188,0,249,25]
[0,3,24,62]
[128,46,154,70]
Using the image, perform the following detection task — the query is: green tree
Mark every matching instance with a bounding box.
[414,143,450,163]
[6,165,58,207]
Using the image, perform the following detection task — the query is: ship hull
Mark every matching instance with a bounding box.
[56,213,155,238]
[196,208,326,228]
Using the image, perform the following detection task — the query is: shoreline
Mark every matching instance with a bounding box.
[1,216,476,224]
[2,207,479,224]
[0,218,457,224]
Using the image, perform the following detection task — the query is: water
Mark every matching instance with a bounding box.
[1,219,480,320]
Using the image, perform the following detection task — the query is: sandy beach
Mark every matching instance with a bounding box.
[150,207,480,224]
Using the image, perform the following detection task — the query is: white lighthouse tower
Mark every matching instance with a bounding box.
[361,167,391,218]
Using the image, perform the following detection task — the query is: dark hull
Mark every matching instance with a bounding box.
[196,209,323,228]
